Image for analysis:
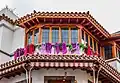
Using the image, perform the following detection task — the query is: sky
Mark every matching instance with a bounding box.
[0,0,120,34]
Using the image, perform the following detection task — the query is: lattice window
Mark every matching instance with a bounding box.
[104,45,112,59]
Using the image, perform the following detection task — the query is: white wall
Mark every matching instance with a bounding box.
[12,27,25,52]
[0,69,94,83]
[0,52,11,64]
[0,26,3,48]
[0,25,13,53]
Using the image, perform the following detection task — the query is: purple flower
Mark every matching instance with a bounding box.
[46,43,52,53]
[55,43,60,54]
[72,43,77,48]
[62,42,67,54]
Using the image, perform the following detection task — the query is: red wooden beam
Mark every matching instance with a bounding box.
[80,19,86,24]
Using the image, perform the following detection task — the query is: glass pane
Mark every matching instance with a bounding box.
[98,44,100,54]
[71,28,78,43]
[85,33,88,45]
[104,45,112,59]
[28,31,32,44]
[42,27,49,43]
[94,41,96,51]
[52,28,59,43]
[90,37,92,48]
[62,28,69,43]
[34,29,39,44]
[82,30,84,40]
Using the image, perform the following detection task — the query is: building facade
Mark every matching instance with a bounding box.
[0,7,120,83]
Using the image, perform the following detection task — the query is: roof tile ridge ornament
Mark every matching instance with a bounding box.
[0,13,15,25]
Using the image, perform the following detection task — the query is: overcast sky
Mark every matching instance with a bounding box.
[0,0,120,34]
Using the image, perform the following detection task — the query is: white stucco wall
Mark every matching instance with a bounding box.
[0,26,3,48]
[0,52,11,64]
[12,27,25,53]
[0,69,94,83]
[0,25,13,53]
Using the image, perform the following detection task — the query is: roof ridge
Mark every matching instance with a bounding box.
[0,13,15,25]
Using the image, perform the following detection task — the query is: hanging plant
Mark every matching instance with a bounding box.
[61,42,67,54]
[67,44,72,51]
[46,43,52,53]
[80,43,87,51]
[55,43,60,54]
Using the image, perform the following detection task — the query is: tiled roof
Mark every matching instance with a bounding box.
[15,11,110,38]
[0,54,120,82]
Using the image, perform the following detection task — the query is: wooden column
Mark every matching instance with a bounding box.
[101,47,104,58]
[77,25,82,43]
[69,26,71,44]
[38,25,42,44]
[96,42,98,52]
[24,28,27,47]
[59,26,61,43]
[49,26,52,43]
[112,42,117,58]
[88,35,90,46]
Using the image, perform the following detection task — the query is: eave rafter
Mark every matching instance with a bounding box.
[83,21,91,26]
[15,11,111,40]
[91,29,97,33]
[80,18,86,25]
